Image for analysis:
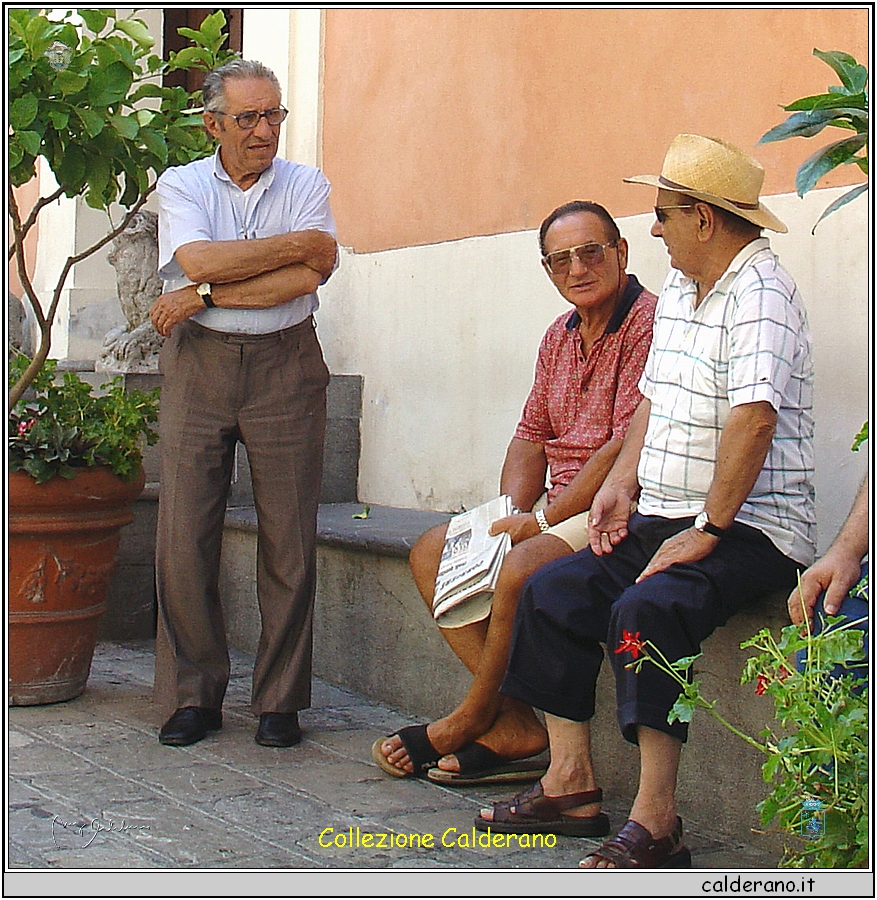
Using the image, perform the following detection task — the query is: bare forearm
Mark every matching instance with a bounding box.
[829,474,870,562]
[149,263,322,336]
[211,263,321,309]
[601,398,650,498]
[499,437,548,511]
[176,229,337,284]
[702,401,777,529]
[543,438,622,526]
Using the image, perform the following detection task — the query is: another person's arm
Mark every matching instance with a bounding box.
[588,397,650,555]
[788,474,869,626]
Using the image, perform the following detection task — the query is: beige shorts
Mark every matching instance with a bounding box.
[544,510,591,552]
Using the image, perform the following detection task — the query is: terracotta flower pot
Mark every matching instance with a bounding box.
[8,466,146,705]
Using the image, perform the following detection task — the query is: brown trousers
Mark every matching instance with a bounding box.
[155,318,329,715]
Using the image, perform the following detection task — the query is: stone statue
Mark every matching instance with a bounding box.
[96,210,164,372]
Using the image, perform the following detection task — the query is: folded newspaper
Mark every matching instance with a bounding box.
[432,495,513,629]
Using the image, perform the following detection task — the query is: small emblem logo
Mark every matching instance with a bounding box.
[45,42,73,71]
[800,797,825,839]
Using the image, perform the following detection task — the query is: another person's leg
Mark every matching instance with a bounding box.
[240,321,329,723]
[155,323,240,723]
[379,527,571,774]
[581,518,801,867]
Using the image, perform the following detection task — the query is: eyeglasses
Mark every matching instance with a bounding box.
[542,240,618,277]
[214,107,289,130]
[654,204,695,224]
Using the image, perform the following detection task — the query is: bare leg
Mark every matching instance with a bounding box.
[434,534,571,769]
[378,526,569,773]
[580,726,682,869]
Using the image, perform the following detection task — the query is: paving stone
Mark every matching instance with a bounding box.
[7,641,782,872]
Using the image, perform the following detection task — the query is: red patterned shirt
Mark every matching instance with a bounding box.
[514,275,657,501]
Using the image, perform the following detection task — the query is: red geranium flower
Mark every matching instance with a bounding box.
[615,630,645,660]
[755,673,769,695]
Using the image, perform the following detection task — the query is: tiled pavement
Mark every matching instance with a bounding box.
[7,642,869,896]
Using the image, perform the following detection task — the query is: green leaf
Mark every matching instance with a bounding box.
[88,61,133,106]
[811,184,868,233]
[10,95,39,130]
[130,82,167,102]
[139,129,168,165]
[114,17,155,50]
[167,46,210,70]
[759,108,862,144]
[16,130,42,157]
[851,421,868,451]
[784,91,867,113]
[109,113,139,141]
[55,144,87,191]
[814,48,869,94]
[77,9,109,34]
[77,107,105,138]
[54,69,89,97]
[796,134,869,196]
[48,107,71,130]
[668,694,697,724]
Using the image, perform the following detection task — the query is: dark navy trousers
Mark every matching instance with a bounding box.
[501,512,802,743]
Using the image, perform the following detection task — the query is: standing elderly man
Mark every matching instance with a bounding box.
[150,59,338,748]
[477,135,815,868]
[373,201,656,783]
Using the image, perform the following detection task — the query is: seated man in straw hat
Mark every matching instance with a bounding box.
[477,134,815,867]
[373,201,656,784]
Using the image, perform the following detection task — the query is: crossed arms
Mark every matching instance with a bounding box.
[150,228,337,337]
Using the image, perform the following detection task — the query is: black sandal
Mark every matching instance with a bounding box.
[371,724,441,778]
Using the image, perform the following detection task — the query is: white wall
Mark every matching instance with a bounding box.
[317,188,870,554]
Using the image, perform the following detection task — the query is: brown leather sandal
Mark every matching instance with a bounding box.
[474,781,610,837]
[580,817,692,868]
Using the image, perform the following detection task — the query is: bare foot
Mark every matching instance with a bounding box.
[436,705,547,773]
[377,734,414,774]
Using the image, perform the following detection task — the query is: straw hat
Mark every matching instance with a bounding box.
[624,134,787,233]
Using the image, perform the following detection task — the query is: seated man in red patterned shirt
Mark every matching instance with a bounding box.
[372,201,657,784]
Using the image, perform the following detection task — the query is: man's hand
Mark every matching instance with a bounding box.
[588,485,634,556]
[490,512,541,545]
[636,527,718,583]
[788,550,862,626]
[150,285,203,337]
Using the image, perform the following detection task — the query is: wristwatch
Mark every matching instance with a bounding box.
[534,509,551,533]
[196,282,215,308]
[694,510,725,539]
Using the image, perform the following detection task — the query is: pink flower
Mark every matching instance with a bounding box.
[615,630,646,661]
[17,418,36,436]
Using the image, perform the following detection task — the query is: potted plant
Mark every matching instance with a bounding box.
[7,9,234,704]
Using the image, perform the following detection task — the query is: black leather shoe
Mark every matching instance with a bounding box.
[255,712,302,747]
[159,706,222,746]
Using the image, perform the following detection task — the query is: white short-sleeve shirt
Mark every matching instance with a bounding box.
[637,238,815,565]
[157,149,336,334]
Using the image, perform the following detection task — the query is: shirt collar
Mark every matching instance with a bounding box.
[565,273,645,334]
[677,237,770,297]
[212,147,276,190]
